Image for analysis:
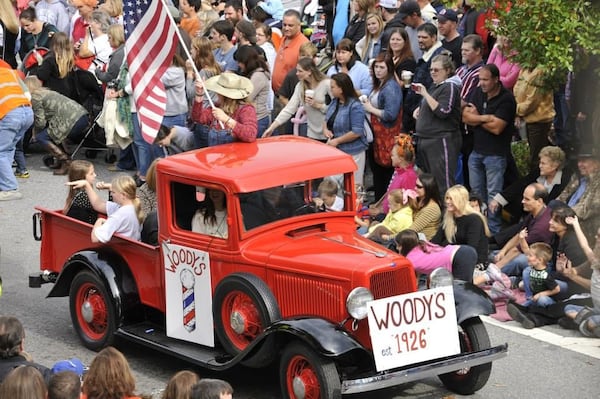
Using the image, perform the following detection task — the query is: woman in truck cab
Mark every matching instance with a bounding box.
[191,189,228,238]
[67,175,143,243]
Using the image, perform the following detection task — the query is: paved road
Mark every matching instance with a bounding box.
[1,152,599,398]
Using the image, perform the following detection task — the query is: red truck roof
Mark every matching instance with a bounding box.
[156,136,357,193]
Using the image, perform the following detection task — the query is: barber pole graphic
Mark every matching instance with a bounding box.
[180,268,196,332]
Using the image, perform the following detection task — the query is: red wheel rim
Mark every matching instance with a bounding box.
[286,354,320,399]
[221,291,262,351]
[75,282,108,341]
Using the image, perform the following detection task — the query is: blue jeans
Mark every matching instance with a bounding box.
[489,251,529,277]
[0,106,34,190]
[522,266,568,307]
[13,138,26,173]
[193,124,208,149]
[468,151,506,235]
[257,115,270,138]
[131,112,154,178]
[36,115,90,146]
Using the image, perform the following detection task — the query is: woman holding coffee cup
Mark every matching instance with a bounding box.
[361,53,403,201]
[263,58,331,141]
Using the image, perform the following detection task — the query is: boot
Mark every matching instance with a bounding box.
[53,159,71,175]
[45,142,70,174]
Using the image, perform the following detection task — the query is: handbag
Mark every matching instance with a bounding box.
[364,114,374,144]
[371,111,403,168]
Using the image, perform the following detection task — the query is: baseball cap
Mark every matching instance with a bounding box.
[378,0,398,10]
[577,150,599,160]
[437,8,458,23]
[52,358,85,377]
[398,0,421,20]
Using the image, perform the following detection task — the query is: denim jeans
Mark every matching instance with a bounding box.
[468,151,507,235]
[131,112,154,178]
[522,266,568,307]
[490,251,529,277]
[13,138,26,173]
[35,115,90,146]
[193,124,208,149]
[257,115,270,138]
[0,106,34,191]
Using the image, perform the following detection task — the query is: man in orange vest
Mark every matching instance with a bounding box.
[0,60,34,201]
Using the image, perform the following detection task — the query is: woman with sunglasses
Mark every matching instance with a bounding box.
[409,173,442,240]
[411,53,462,196]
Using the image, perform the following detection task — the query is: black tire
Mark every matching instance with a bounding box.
[213,273,280,367]
[105,153,117,164]
[85,149,98,159]
[280,341,342,399]
[438,317,492,395]
[69,271,118,351]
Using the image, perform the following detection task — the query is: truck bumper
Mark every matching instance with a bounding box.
[341,343,508,394]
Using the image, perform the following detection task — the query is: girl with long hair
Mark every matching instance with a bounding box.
[192,189,228,238]
[355,13,384,65]
[82,346,142,399]
[324,73,368,185]
[36,32,76,99]
[264,57,330,141]
[432,185,490,265]
[234,45,271,137]
[387,27,416,83]
[162,370,200,399]
[362,53,403,200]
[64,160,98,224]
[67,175,143,243]
[0,366,47,399]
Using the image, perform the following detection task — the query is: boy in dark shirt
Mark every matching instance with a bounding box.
[522,242,568,307]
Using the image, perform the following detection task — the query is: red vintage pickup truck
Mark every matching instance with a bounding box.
[32,136,507,398]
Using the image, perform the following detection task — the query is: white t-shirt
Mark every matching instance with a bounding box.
[327,196,344,212]
[191,209,228,238]
[94,202,141,243]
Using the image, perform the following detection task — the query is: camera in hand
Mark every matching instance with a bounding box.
[107,79,119,90]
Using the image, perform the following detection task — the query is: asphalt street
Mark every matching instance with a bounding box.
[1,151,599,398]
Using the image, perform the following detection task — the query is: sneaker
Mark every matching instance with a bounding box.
[489,281,516,301]
[507,302,536,329]
[0,190,23,201]
[486,263,504,283]
[14,170,30,178]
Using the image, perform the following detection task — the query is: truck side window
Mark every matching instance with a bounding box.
[172,182,197,231]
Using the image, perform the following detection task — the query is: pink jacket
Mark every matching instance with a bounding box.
[487,46,521,91]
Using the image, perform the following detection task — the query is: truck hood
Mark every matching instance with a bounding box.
[240,220,405,277]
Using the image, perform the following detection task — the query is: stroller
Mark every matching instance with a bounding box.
[42,69,116,168]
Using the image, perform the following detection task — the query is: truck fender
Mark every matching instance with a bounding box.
[48,250,142,325]
[453,280,495,324]
[265,317,371,363]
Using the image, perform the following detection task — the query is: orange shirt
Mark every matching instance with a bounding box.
[180,16,201,37]
[272,33,309,93]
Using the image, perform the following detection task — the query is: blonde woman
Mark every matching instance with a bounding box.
[431,185,490,266]
[355,13,384,66]
[67,175,143,243]
[0,0,21,68]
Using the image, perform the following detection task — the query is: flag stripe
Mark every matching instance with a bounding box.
[124,0,177,144]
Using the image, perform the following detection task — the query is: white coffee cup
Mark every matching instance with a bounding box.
[359,94,368,103]
[401,70,414,88]
[305,89,315,100]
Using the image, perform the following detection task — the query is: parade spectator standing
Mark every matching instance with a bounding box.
[361,54,402,200]
[0,316,53,383]
[493,183,553,277]
[462,64,516,234]
[324,73,367,186]
[556,151,600,243]
[36,32,77,99]
[356,13,384,66]
[70,0,97,45]
[412,53,461,196]
[210,21,238,73]
[272,10,308,94]
[18,7,58,70]
[180,0,202,38]
[404,22,443,133]
[223,0,244,26]
[513,67,556,169]
[343,0,375,44]
[35,0,70,34]
[327,38,372,96]
[456,34,485,188]
[378,0,401,52]
[95,24,125,86]
[486,36,520,91]
[438,8,462,69]
[417,0,438,24]
[76,10,113,74]
[395,0,425,60]
[0,61,33,201]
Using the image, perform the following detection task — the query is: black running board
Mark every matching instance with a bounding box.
[115,322,240,371]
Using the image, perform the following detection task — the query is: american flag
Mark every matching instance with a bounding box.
[124,0,177,144]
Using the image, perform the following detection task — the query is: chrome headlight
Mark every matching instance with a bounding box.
[346,287,374,320]
[429,267,454,288]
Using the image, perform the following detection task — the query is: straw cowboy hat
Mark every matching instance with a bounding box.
[204,73,254,100]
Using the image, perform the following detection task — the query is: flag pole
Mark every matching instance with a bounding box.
[160,0,225,128]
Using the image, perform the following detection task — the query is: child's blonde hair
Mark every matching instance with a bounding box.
[317,179,339,198]
[529,242,553,265]
[111,175,144,224]
[388,188,418,211]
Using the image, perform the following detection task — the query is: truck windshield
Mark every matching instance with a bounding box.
[239,177,347,231]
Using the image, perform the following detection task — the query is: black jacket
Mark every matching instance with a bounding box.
[0,355,53,385]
